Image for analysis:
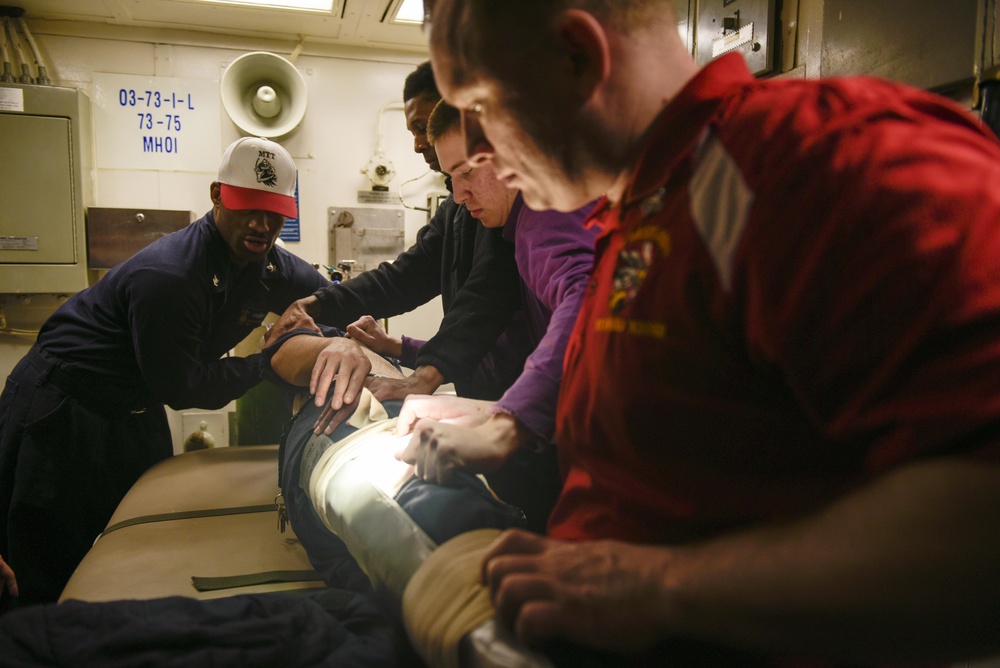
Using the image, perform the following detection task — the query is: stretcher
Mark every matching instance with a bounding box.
[60,444,324,603]
[58,387,553,668]
[61,387,990,668]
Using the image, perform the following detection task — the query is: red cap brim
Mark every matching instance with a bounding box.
[220,183,297,219]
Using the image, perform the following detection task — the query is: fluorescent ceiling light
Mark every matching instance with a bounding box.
[392,0,424,24]
[193,0,334,12]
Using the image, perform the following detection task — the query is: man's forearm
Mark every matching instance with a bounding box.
[407,365,445,392]
[269,334,331,386]
[481,412,535,455]
[366,364,445,403]
[657,458,1000,663]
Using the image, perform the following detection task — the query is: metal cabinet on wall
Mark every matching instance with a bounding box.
[689,0,986,96]
[818,0,981,93]
[695,0,779,76]
[0,84,91,295]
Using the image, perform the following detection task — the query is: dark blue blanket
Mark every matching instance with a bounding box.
[0,588,409,667]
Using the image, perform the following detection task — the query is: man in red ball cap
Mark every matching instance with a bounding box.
[0,137,343,610]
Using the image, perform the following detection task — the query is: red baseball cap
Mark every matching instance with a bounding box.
[217,136,297,218]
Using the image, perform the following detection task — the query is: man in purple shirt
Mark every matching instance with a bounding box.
[393,100,597,532]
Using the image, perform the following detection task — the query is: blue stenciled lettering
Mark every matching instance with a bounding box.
[142,136,179,153]
[119,88,138,106]
[119,88,191,109]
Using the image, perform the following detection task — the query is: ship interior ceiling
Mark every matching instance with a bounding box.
[1,0,1000,665]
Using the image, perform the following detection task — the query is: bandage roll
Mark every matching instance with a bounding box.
[402,529,554,668]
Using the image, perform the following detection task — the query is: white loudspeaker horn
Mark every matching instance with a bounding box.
[221,51,307,139]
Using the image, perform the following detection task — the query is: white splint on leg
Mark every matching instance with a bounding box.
[306,418,435,602]
[303,414,552,668]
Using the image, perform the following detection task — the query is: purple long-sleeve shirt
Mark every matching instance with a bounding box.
[491,195,598,443]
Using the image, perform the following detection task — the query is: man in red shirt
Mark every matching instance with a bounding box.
[418,0,1000,664]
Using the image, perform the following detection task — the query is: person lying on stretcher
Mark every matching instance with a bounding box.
[263,329,528,597]
[265,330,600,668]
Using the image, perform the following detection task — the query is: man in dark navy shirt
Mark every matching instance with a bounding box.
[0,137,338,609]
[268,62,530,418]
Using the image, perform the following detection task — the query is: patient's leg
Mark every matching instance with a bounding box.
[277,391,392,594]
[268,330,541,666]
[284,401,548,668]
[288,401,525,598]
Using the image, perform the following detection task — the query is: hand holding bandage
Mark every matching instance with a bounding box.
[482,529,674,653]
[395,395,494,434]
[394,395,525,485]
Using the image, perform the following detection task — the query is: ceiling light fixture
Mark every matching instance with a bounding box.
[391,0,423,25]
[192,0,335,12]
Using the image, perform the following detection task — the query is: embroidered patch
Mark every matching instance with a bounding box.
[609,241,654,312]
[609,225,670,312]
[255,156,278,188]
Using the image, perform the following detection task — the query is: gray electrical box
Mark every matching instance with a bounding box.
[328,206,405,274]
[695,0,777,76]
[0,83,91,294]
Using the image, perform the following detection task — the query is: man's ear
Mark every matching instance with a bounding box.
[210,181,222,205]
[556,9,612,103]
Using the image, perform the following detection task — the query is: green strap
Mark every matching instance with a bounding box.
[191,569,324,592]
[98,504,276,539]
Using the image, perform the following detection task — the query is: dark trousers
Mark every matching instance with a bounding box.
[485,443,563,535]
[0,347,172,609]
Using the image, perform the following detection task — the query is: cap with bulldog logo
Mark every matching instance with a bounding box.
[217,136,297,218]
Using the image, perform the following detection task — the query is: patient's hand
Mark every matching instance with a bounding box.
[266,296,322,346]
[395,411,522,485]
[0,554,18,600]
[346,315,403,359]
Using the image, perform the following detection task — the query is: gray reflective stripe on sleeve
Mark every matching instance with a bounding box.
[689,130,755,292]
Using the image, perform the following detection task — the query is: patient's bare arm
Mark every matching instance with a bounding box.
[270,334,337,387]
[270,335,372,411]
[270,333,406,434]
